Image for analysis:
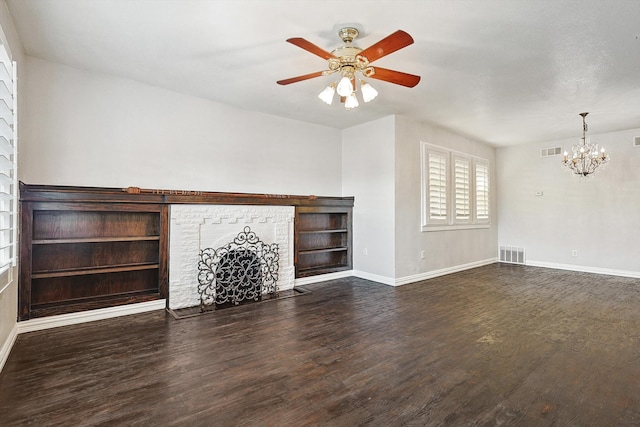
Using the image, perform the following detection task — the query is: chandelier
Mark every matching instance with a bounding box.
[562,112,609,176]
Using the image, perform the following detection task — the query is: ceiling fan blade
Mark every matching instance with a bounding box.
[277,71,324,85]
[359,30,414,63]
[286,38,336,60]
[369,67,421,88]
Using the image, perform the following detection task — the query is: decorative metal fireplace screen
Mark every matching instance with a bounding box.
[197,226,279,310]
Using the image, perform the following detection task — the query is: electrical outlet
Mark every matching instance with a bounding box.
[363,248,368,256]
[421,250,425,259]
[571,250,578,257]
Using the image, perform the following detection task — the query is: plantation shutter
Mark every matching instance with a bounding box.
[454,156,470,222]
[475,162,489,222]
[428,151,447,222]
[421,142,490,231]
[0,43,15,289]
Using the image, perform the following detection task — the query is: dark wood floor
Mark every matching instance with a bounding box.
[2,263,640,426]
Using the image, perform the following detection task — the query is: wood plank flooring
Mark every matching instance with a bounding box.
[2,263,640,426]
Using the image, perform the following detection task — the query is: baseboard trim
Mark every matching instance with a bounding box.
[17,300,167,334]
[0,322,18,373]
[352,270,395,286]
[394,258,498,286]
[294,270,353,286]
[526,261,640,279]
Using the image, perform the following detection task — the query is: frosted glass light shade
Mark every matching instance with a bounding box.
[344,93,359,110]
[318,83,336,105]
[360,81,378,103]
[336,76,354,97]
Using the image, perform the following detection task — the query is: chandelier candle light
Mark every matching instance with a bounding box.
[562,112,609,176]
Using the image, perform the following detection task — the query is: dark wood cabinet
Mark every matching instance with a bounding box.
[19,190,169,320]
[295,206,352,278]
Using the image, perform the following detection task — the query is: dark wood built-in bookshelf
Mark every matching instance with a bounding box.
[19,200,169,320]
[19,183,353,320]
[295,206,352,277]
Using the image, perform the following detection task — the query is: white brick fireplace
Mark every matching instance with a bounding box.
[169,205,295,310]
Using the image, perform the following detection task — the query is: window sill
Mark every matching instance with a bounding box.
[421,223,491,232]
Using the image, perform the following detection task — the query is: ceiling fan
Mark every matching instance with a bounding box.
[277,27,420,109]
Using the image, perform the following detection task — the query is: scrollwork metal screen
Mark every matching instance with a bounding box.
[197,226,279,310]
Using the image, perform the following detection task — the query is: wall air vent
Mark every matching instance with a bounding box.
[540,147,562,157]
[634,136,640,147]
[499,245,525,265]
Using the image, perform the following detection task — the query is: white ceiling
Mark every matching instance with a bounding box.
[6,0,640,147]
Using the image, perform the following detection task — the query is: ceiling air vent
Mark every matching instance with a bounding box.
[499,245,525,265]
[540,147,562,157]
[634,136,640,147]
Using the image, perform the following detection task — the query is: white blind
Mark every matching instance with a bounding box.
[0,44,15,283]
[428,152,447,220]
[454,157,470,221]
[475,162,489,221]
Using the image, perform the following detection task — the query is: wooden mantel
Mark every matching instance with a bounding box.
[19,182,355,207]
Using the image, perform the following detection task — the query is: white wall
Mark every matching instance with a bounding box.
[0,0,23,371]
[497,128,640,276]
[342,116,396,282]
[395,116,498,281]
[20,56,343,196]
[342,115,498,285]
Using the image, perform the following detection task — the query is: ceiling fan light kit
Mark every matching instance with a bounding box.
[278,27,420,110]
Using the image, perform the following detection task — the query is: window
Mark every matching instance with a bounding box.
[0,43,15,293]
[421,142,490,231]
